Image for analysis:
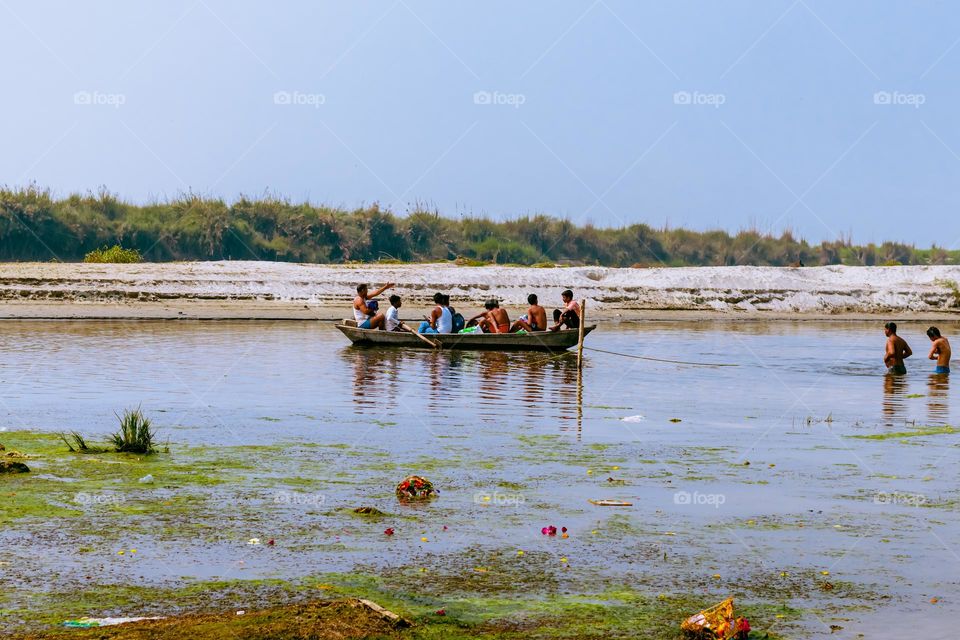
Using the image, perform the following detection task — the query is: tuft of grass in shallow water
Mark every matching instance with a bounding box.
[110,408,157,454]
[58,431,107,453]
[847,425,957,440]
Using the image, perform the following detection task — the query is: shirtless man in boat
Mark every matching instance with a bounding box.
[510,294,548,332]
[926,326,951,374]
[468,299,511,333]
[353,282,394,329]
[883,322,912,375]
[549,289,581,331]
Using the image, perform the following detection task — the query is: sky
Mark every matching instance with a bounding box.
[2,0,959,246]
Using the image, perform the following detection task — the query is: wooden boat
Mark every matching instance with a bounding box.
[335,319,596,351]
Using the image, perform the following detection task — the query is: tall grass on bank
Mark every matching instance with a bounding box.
[110,408,156,454]
[3,184,959,267]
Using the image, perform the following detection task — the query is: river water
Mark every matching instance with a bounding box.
[1,319,958,638]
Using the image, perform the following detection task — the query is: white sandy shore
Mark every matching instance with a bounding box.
[1,261,959,320]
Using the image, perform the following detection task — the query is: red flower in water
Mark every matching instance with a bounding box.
[541,525,558,536]
[561,527,568,533]
[384,528,395,536]
[435,608,446,616]
[267,539,275,546]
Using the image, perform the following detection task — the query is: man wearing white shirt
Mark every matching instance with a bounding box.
[385,294,402,331]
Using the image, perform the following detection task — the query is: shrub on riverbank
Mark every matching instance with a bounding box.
[2,185,957,267]
[84,245,142,263]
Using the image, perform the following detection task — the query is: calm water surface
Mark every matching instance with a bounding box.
[1,319,958,638]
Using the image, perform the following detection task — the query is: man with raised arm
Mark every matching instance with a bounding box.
[353,282,394,330]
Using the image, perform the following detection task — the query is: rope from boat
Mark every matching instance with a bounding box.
[582,346,739,367]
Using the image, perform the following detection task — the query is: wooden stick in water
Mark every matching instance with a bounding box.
[577,299,586,370]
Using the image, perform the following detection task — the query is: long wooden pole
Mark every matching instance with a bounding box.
[399,322,441,349]
[577,299,586,370]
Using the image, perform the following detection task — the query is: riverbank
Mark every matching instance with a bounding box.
[1,261,960,320]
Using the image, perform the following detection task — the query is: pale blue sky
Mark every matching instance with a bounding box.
[2,1,959,245]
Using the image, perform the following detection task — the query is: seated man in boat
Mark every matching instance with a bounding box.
[444,294,466,332]
[385,294,404,331]
[419,292,454,334]
[353,282,394,329]
[549,289,581,331]
[467,299,511,333]
[510,294,548,332]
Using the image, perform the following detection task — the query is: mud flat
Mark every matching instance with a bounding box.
[0,261,959,320]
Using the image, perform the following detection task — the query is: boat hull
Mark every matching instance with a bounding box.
[335,323,595,351]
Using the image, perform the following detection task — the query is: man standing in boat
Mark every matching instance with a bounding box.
[353,282,394,330]
[549,289,581,331]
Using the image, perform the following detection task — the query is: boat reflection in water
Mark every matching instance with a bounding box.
[343,346,583,434]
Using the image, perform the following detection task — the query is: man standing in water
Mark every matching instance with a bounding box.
[926,326,951,374]
[883,322,912,375]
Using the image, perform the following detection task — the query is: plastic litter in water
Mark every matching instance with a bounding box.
[620,415,645,423]
[63,617,162,628]
[137,474,154,484]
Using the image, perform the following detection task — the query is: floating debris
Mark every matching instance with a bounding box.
[395,476,437,502]
[64,617,163,628]
[588,499,633,507]
[680,597,750,639]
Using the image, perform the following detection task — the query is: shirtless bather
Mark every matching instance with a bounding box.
[510,294,548,332]
[883,322,912,375]
[927,326,951,374]
[468,299,511,333]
